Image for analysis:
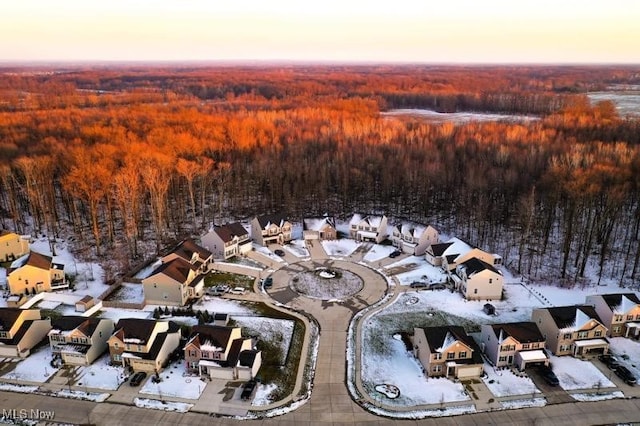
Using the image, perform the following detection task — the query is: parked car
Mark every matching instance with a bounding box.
[263,277,273,288]
[428,283,447,291]
[536,365,559,386]
[614,365,637,385]
[599,354,620,370]
[389,250,402,258]
[129,371,147,387]
[483,303,496,315]
[409,281,428,289]
[241,379,257,400]
[274,249,285,257]
[229,287,246,295]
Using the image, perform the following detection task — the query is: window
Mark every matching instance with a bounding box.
[594,330,602,337]
[577,331,588,339]
[560,344,572,352]
[614,315,623,322]
[114,343,119,349]
[532,343,539,349]
[433,365,442,373]
[202,351,209,359]
[447,352,455,360]
[489,279,493,284]
[498,356,507,362]
[434,353,442,360]
[459,351,467,358]
[113,354,121,361]
[474,289,478,294]
[522,343,530,349]
[628,315,634,321]
[563,333,572,340]
[613,326,621,333]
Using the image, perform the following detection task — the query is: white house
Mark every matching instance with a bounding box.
[390,222,439,255]
[201,222,252,260]
[348,214,388,243]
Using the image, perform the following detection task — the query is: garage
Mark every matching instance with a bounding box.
[517,349,549,370]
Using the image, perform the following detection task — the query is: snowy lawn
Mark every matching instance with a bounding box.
[609,337,640,380]
[254,246,285,263]
[3,346,58,383]
[361,337,470,406]
[393,258,448,286]
[74,355,127,390]
[98,307,152,320]
[230,316,294,365]
[134,397,193,413]
[284,240,310,258]
[105,282,144,303]
[140,361,207,400]
[191,297,252,315]
[55,389,109,402]
[252,383,278,406]
[482,365,540,397]
[550,356,615,390]
[321,239,360,257]
[363,245,396,262]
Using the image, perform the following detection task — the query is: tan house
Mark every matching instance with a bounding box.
[251,214,293,246]
[425,238,472,269]
[6,251,66,295]
[348,214,388,243]
[201,222,252,260]
[390,222,439,255]
[0,308,52,358]
[303,217,337,241]
[0,230,29,263]
[142,257,205,306]
[532,305,609,358]
[446,247,502,271]
[184,325,261,380]
[452,258,504,301]
[480,322,549,370]
[108,318,181,373]
[161,238,212,274]
[412,326,484,379]
[586,293,640,338]
[48,316,114,366]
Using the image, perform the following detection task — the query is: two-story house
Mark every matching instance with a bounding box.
[425,238,472,269]
[453,257,504,301]
[6,251,66,295]
[48,316,114,365]
[390,222,439,256]
[303,217,337,241]
[161,238,212,274]
[0,230,29,262]
[412,326,484,379]
[348,214,388,243]
[480,322,549,370]
[586,293,640,338]
[532,305,609,358]
[201,223,252,260]
[184,325,261,380]
[447,247,502,271]
[142,257,205,306]
[108,318,181,373]
[251,214,293,246]
[0,308,51,358]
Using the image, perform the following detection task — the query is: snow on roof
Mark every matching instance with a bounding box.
[367,216,384,228]
[349,214,363,226]
[573,338,609,347]
[559,308,593,333]
[613,294,638,314]
[123,338,144,344]
[443,237,473,257]
[303,217,333,231]
[9,254,29,269]
[198,359,222,368]
[436,331,458,353]
[518,349,548,361]
[121,352,142,359]
[358,231,378,239]
[200,340,224,352]
[398,222,427,239]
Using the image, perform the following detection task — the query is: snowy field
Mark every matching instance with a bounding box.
[74,355,128,390]
[106,282,144,303]
[321,239,360,257]
[98,307,152,320]
[383,109,539,124]
[140,361,207,400]
[362,245,396,262]
[482,365,540,397]
[134,397,193,413]
[191,297,252,315]
[391,258,448,286]
[284,240,310,258]
[231,316,294,365]
[361,337,470,406]
[609,337,640,380]
[550,356,615,390]
[2,346,58,383]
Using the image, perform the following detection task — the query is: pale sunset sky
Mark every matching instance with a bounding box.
[2,0,639,63]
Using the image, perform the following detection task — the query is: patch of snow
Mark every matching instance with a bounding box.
[284,240,310,258]
[98,307,152,320]
[2,346,58,383]
[363,245,396,262]
[550,356,615,390]
[571,391,625,401]
[140,362,207,400]
[36,300,62,310]
[55,389,109,402]
[134,397,193,413]
[252,383,278,406]
[365,403,476,419]
[321,239,360,256]
[74,355,127,390]
[501,398,546,409]
[134,259,162,279]
[231,316,294,365]
[482,366,540,397]
[609,337,640,379]
[0,383,39,393]
[383,108,539,124]
[190,297,252,315]
[254,245,284,263]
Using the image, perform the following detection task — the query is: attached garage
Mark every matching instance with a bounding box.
[456,364,483,379]
[0,346,20,357]
[516,349,549,371]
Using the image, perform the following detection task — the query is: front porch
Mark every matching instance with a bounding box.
[573,338,609,358]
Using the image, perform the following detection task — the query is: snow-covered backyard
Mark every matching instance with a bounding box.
[106,282,144,303]
[362,245,396,262]
[140,361,207,400]
[321,239,360,257]
[2,346,58,383]
[74,355,128,390]
[482,365,540,397]
[231,316,294,365]
[550,356,615,390]
[192,296,253,315]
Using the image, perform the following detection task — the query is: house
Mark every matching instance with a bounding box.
[251,214,292,246]
[452,257,504,301]
[6,251,66,295]
[303,217,337,241]
[0,308,51,358]
[75,295,96,313]
[411,326,484,379]
[201,222,252,260]
[0,230,29,263]
[586,293,640,338]
[425,237,473,271]
[480,322,549,370]
[161,238,212,274]
[108,318,181,373]
[448,247,502,270]
[184,325,262,380]
[348,214,388,243]
[48,316,114,366]
[531,305,609,358]
[390,222,439,255]
[142,257,205,306]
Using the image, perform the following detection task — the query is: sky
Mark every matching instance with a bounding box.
[2,0,640,63]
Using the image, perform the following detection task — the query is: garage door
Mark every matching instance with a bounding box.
[457,365,482,379]
[0,346,19,357]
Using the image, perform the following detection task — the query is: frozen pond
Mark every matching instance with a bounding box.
[588,86,640,117]
[382,109,538,124]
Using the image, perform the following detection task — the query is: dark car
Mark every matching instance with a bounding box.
[129,371,147,387]
[410,281,428,289]
[536,365,559,386]
[428,283,447,291]
[614,365,637,385]
[263,277,273,288]
[241,379,257,400]
[599,354,620,370]
[274,249,285,257]
[389,250,402,258]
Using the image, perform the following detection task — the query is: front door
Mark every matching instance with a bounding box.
[507,355,514,364]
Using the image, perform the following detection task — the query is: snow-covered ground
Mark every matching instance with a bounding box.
[362,245,396,262]
[361,337,470,406]
[321,239,360,257]
[482,365,540,397]
[191,297,252,315]
[140,362,207,400]
[284,240,310,258]
[0,382,38,393]
[391,258,448,286]
[134,397,193,413]
[254,245,285,262]
[106,282,144,303]
[2,346,58,383]
[231,316,294,365]
[98,307,152,321]
[55,389,109,402]
[550,356,615,390]
[383,109,539,124]
[252,383,278,406]
[501,398,546,409]
[609,337,640,380]
[572,391,625,402]
[134,259,161,279]
[74,355,127,390]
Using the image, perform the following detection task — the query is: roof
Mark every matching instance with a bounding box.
[303,217,336,232]
[0,319,35,345]
[350,214,385,228]
[545,305,604,331]
[429,242,453,257]
[0,308,29,331]
[225,338,245,367]
[212,222,249,243]
[0,230,17,237]
[50,316,103,337]
[148,257,197,284]
[395,222,427,239]
[186,325,236,351]
[490,322,544,344]
[255,213,288,229]
[170,238,212,262]
[17,251,52,271]
[113,318,158,345]
[238,349,260,367]
[420,326,484,364]
[458,257,501,275]
[599,293,640,313]
[78,295,94,304]
[519,349,548,361]
[442,238,473,257]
